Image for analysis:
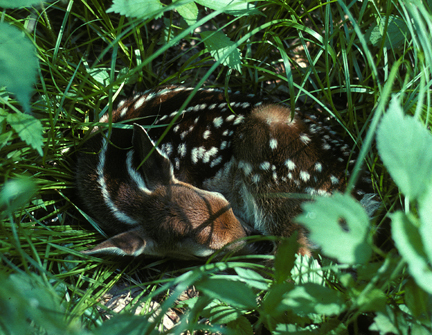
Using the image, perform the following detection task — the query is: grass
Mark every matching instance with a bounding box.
[1,0,432,334]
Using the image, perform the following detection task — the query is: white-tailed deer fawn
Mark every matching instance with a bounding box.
[76,85,377,259]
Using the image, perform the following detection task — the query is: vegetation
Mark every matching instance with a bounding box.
[1,0,432,334]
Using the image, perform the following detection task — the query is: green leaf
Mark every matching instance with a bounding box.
[0,23,38,113]
[0,176,37,218]
[280,283,345,316]
[0,0,51,8]
[227,315,253,335]
[0,273,69,335]
[194,0,259,16]
[296,192,372,264]
[369,306,409,335]
[419,183,432,263]
[356,288,387,313]
[376,97,432,200]
[202,303,243,324]
[404,278,432,319]
[174,0,198,26]
[262,282,295,317]
[392,211,432,294]
[234,267,269,290]
[274,234,299,284]
[92,313,151,335]
[366,15,409,49]
[7,111,43,156]
[291,253,325,285]
[195,277,257,309]
[107,0,164,20]
[200,31,242,73]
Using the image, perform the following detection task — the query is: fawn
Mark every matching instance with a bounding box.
[76,85,377,259]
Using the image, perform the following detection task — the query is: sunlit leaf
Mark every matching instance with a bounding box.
[7,111,43,156]
[376,97,432,200]
[296,192,372,264]
[281,283,345,316]
[392,211,432,294]
[200,31,242,72]
[0,23,38,113]
[107,0,164,19]
[195,0,259,16]
[366,15,409,49]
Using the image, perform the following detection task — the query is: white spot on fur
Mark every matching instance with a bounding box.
[259,161,271,171]
[226,114,235,122]
[315,162,323,172]
[300,133,311,144]
[203,147,218,163]
[134,96,146,110]
[220,141,228,150]
[300,171,310,182]
[120,107,128,118]
[213,116,223,128]
[330,175,339,184]
[191,146,206,164]
[233,115,245,125]
[238,160,252,176]
[203,130,211,140]
[285,159,296,170]
[178,143,187,157]
[210,155,223,168]
[269,138,278,150]
[160,143,173,156]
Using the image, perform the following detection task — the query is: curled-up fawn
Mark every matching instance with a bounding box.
[76,86,377,259]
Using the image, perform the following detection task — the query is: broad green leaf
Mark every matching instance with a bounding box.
[0,23,38,113]
[195,0,259,16]
[202,303,242,324]
[195,277,256,309]
[0,176,37,218]
[281,283,345,316]
[291,253,325,285]
[262,282,295,317]
[274,234,299,284]
[227,315,253,335]
[7,111,43,156]
[356,288,386,313]
[376,98,432,200]
[392,211,432,294]
[174,0,198,26]
[234,267,269,290]
[296,192,372,264]
[369,306,409,335]
[366,15,409,49]
[0,273,68,335]
[107,0,164,19]
[404,279,432,318]
[0,0,51,8]
[419,183,432,263]
[200,31,242,73]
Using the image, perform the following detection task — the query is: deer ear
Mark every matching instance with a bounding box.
[83,228,155,257]
[132,123,174,189]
